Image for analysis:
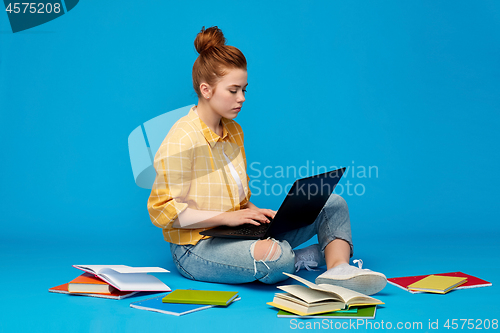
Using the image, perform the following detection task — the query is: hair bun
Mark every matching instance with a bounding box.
[194,26,226,54]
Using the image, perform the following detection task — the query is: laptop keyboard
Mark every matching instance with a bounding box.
[227,221,271,236]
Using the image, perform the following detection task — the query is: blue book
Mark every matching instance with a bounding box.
[130,294,240,316]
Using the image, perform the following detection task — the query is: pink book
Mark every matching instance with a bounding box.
[388,272,491,293]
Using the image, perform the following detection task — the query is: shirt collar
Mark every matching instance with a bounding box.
[189,106,229,148]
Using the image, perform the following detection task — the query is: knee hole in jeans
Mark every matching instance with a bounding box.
[250,239,282,261]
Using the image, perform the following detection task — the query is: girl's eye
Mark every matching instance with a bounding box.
[242,89,247,93]
[230,91,237,94]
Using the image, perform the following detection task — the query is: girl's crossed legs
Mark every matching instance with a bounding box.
[170,194,352,284]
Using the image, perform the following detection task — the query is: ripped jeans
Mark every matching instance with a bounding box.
[169,194,353,284]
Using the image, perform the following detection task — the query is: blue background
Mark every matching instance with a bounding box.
[1,1,499,332]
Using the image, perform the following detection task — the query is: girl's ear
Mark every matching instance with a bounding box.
[200,82,212,100]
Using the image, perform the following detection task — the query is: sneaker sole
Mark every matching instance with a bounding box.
[315,273,387,296]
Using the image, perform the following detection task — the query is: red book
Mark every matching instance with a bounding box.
[49,282,139,300]
[388,272,492,293]
[68,272,116,294]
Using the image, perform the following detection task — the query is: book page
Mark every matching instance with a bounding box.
[284,273,345,301]
[73,265,131,274]
[275,292,344,308]
[284,273,319,289]
[316,284,383,305]
[98,269,170,291]
[284,273,382,305]
[74,265,169,274]
[278,285,343,304]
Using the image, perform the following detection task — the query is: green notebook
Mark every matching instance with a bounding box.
[277,305,377,319]
[162,289,239,306]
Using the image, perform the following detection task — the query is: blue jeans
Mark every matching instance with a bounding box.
[169,194,353,284]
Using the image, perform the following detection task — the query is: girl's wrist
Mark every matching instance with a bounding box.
[245,202,259,210]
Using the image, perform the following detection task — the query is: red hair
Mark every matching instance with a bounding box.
[192,26,247,97]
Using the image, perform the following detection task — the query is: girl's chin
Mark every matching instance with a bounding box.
[224,112,240,119]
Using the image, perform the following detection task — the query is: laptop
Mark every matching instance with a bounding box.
[200,167,346,240]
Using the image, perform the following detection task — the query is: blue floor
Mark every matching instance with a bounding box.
[1,231,498,333]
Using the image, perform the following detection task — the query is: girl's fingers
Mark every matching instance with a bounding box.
[248,211,268,224]
[247,219,261,226]
[258,211,271,223]
[260,209,276,218]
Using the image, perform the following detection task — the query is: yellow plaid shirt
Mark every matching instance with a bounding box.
[147,106,251,245]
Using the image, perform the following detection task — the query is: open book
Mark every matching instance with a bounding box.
[267,273,384,316]
[73,265,170,292]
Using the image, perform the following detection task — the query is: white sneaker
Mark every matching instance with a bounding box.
[294,244,326,272]
[315,259,387,295]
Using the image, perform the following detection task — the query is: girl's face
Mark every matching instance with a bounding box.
[207,68,248,120]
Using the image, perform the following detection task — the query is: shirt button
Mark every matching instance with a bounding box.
[239,171,242,174]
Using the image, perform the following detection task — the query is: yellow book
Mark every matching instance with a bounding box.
[267,273,384,316]
[407,275,467,294]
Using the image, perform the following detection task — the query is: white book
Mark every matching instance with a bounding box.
[73,265,170,292]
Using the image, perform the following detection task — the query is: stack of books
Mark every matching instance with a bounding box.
[267,273,383,319]
[388,272,492,294]
[49,265,170,300]
[130,289,240,316]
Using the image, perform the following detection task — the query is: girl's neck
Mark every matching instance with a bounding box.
[196,100,223,137]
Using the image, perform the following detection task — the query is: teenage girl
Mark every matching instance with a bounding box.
[148,26,386,295]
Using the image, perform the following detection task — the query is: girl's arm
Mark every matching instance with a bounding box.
[173,203,277,229]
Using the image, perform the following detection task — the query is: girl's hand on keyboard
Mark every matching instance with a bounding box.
[220,209,271,227]
[255,208,276,220]
[244,202,277,219]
